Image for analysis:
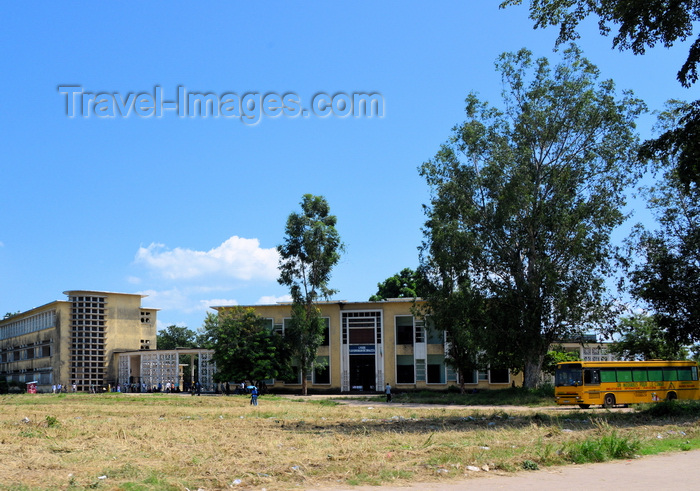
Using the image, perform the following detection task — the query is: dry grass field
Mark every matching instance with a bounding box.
[1,393,699,490]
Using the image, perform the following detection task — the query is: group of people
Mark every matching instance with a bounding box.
[51,383,78,393]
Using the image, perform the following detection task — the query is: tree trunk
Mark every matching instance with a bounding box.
[522,355,545,389]
[301,369,308,396]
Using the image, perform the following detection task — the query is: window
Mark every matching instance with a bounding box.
[396,355,414,383]
[349,328,374,344]
[320,318,330,346]
[463,370,478,385]
[632,369,647,382]
[678,368,693,381]
[395,316,414,345]
[489,368,510,384]
[663,368,678,381]
[314,356,330,384]
[427,355,445,384]
[426,326,444,345]
[284,365,301,385]
[600,369,616,383]
[584,369,600,385]
[617,369,632,382]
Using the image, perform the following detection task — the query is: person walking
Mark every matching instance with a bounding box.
[250,386,258,406]
[385,382,392,403]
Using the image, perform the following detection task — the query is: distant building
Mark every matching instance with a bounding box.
[0,291,157,392]
[214,298,523,392]
[555,334,618,362]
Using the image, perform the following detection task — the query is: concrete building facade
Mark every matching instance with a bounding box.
[0,290,157,392]
[215,299,523,392]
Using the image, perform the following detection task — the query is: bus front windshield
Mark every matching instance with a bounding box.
[555,364,583,387]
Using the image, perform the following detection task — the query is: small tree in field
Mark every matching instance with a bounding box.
[278,194,343,395]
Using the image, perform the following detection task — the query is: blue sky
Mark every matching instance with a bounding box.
[0,2,695,331]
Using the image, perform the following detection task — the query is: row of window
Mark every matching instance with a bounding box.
[0,310,56,340]
[582,366,699,385]
[0,345,52,362]
[264,315,446,347]
[70,296,105,304]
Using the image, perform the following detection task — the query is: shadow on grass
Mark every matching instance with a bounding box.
[276,400,700,436]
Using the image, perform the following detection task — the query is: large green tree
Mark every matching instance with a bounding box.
[501,0,700,189]
[199,308,291,388]
[156,325,197,350]
[419,46,645,388]
[277,194,343,395]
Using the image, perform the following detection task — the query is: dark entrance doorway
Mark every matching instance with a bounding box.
[349,355,375,391]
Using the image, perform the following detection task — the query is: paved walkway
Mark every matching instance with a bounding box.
[313,449,700,490]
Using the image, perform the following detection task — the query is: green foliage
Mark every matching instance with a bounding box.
[45,415,60,428]
[156,324,198,350]
[624,139,700,347]
[542,347,581,375]
[199,308,292,387]
[419,46,644,388]
[608,314,690,360]
[522,459,539,470]
[277,194,343,395]
[500,0,699,87]
[501,0,700,188]
[369,267,430,301]
[277,194,343,304]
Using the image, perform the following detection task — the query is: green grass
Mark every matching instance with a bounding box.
[564,431,640,464]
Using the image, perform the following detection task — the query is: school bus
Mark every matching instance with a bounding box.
[554,360,700,408]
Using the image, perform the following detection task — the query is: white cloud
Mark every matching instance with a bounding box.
[135,236,279,281]
[127,276,142,284]
[139,288,190,311]
[197,298,239,310]
[256,294,292,305]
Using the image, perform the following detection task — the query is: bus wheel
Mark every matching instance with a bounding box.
[667,391,677,401]
[578,404,590,409]
[603,394,615,408]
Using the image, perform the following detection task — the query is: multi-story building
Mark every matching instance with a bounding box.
[0,290,157,392]
[214,298,523,392]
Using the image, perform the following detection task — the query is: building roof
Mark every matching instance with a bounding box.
[212,297,424,311]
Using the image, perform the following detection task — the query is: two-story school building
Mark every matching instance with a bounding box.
[214,298,523,392]
[0,290,158,392]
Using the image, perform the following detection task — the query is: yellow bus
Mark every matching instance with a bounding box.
[554,360,700,408]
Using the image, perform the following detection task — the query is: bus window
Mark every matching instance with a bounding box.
[678,368,693,381]
[584,369,600,385]
[663,368,678,381]
[617,369,632,382]
[693,366,698,381]
[600,369,616,383]
[648,369,663,381]
[555,366,582,386]
[632,369,647,382]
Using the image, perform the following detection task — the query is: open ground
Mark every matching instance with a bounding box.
[1,393,698,490]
